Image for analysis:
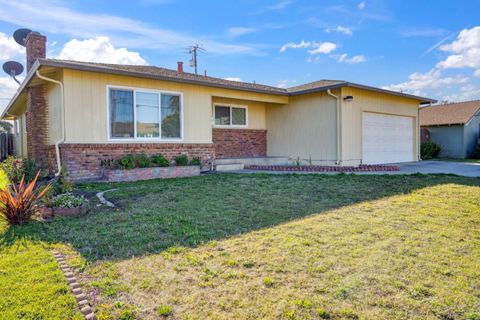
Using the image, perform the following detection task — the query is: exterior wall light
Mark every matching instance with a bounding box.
[343,96,354,102]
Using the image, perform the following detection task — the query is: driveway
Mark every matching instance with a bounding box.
[359,160,480,177]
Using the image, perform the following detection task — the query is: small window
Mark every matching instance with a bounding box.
[136,92,160,138]
[214,105,247,127]
[161,94,181,138]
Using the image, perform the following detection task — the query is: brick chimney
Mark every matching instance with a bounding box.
[177,61,184,74]
[25,32,46,72]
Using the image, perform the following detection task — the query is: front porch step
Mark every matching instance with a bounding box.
[216,157,289,166]
[216,163,245,171]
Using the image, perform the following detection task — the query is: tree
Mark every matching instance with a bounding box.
[0,121,13,134]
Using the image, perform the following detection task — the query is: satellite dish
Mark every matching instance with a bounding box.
[2,61,24,85]
[13,28,32,46]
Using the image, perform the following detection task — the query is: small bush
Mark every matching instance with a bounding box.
[135,154,151,168]
[0,171,50,225]
[421,142,441,160]
[189,157,201,166]
[157,305,173,317]
[101,159,118,169]
[151,155,170,167]
[47,193,84,208]
[0,157,38,184]
[118,154,136,170]
[174,154,189,166]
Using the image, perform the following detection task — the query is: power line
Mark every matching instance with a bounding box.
[187,44,205,75]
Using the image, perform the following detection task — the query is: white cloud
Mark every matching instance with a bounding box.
[325,26,353,36]
[254,0,292,14]
[383,69,469,96]
[280,40,336,54]
[335,54,366,64]
[441,84,480,102]
[358,1,366,10]
[436,26,480,76]
[276,79,297,88]
[0,32,24,60]
[0,76,23,111]
[0,0,257,55]
[224,77,242,82]
[227,27,256,38]
[308,42,337,55]
[56,37,147,65]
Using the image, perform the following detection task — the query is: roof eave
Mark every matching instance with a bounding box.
[288,82,436,104]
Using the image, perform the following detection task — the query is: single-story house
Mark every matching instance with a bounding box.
[420,101,480,158]
[2,32,435,180]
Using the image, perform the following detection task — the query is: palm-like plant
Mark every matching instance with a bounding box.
[0,171,50,225]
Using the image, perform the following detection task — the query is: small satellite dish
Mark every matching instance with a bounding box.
[3,61,24,85]
[13,28,32,46]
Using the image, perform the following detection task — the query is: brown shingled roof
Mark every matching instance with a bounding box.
[420,100,480,126]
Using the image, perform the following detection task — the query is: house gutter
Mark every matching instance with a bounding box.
[35,71,65,177]
[327,89,342,165]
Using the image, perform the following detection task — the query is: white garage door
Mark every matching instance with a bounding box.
[362,112,414,164]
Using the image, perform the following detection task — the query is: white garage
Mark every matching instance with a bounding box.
[362,112,414,164]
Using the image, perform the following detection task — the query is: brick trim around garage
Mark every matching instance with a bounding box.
[213,128,267,158]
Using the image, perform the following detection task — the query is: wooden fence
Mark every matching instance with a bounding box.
[0,133,14,160]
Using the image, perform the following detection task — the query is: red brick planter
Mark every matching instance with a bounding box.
[39,204,89,218]
[103,166,200,182]
[245,164,400,172]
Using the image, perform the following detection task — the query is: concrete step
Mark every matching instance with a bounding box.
[216,163,245,171]
[216,157,289,166]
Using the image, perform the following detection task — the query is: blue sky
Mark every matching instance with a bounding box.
[1,0,480,109]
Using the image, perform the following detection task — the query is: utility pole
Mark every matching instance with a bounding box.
[188,44,205,75]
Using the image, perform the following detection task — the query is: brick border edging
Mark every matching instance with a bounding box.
[245,164,401,172]
[52,251,97,320]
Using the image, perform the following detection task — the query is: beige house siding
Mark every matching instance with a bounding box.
[61,69,286,144]
[212,97,266,129]
[266,90,338,164]
[340,87,420,165]
[46,79,63,145]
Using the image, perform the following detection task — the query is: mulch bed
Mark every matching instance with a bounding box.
[245,164,400,172]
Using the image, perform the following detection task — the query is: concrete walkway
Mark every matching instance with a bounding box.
[226,160,480,178]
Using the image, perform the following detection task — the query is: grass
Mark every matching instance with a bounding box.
[0,169,83,319]
[1,173,479,319]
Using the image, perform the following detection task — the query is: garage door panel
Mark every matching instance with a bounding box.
[362,113,414,164]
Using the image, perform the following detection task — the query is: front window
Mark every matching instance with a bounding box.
[214,105,247,127]
[109,87,182,140]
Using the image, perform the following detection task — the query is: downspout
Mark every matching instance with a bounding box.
[327,89,342,165]
[35,71,65,177]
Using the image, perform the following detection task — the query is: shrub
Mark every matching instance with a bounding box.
[157,305,173,317]
[118,154,136,170]
[101,159,118,169]
[151,154,170,167]
[0,171,50,225]
[189,157,201,166]
[421,142,441,160]
[0,157,38,184]
[174,154,189,166]
[135,154,151,168]
[47,193,84,208]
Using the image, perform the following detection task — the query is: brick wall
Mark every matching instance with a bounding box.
[213,128,267,158]
[59,143,215,181]
[26,85,50,169]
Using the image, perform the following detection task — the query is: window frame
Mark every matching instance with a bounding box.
[107,85,184,142]
[213,103,248,128]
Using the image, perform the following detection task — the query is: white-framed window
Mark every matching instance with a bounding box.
[213,104,248,127]
[108,86,183,140]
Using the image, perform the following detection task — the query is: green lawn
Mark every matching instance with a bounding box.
[0,170,83,319]
[1,173,480,319]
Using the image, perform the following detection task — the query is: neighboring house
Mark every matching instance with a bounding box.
[420,101,480,158]
[2,32,435,180]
